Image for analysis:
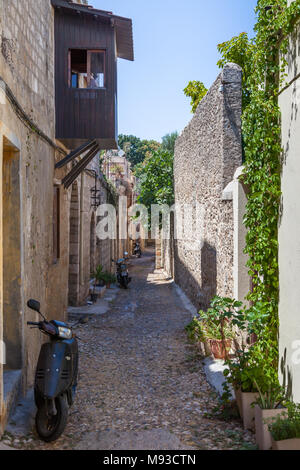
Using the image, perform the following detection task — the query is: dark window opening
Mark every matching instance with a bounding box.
[69,49,105,89]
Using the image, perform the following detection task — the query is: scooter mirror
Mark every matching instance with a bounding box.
[27,299,41,313]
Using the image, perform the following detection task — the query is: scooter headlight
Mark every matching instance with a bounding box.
[58,326,73,339]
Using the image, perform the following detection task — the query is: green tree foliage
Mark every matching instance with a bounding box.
[217,32,255,107]
[161,131,179,153]
[118,134,161,167]
[183,81,208,113]
[138,149,174,210]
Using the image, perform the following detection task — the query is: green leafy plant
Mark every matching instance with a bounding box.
[186,296,244,360]
[183,80,208,113]
[185,317,206,343]
[201,297,244,358]
[93,265,104,283]
[161,131,179,153]
[185,2,300,399]
[217,32,255,108]
[102,272,117,285]
[118,134,161,168]
[185,315,233,343]
[138,148,174,211]
[269,418,300,441]
[253,380,287,409]
[269,404,300,441]
[93,266,116,285]
[217,0,300,397]
[223,347,260,393]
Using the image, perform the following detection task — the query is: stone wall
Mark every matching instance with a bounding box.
[0,0,69,434]
[171,63,243,311]
[68,167,117,307]
[0,0,123,435]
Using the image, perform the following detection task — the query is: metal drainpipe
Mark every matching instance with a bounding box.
[79,172,84,286]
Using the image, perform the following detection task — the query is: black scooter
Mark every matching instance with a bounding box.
[112,252,131,289]
[27,299,84,442]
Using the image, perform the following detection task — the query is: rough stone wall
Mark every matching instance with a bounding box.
[0,0,55,138]
[0,0,121,435]
[161,225,175,279]
[0,1,69,432]
[172,63,243,311]
[95,174,116,275]
[68,167,116,306]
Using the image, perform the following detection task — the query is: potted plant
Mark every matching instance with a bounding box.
[269,404,300,450]
[223,347,259,430]
[223,301,281,431]
[198,296,244,360]
[94,265,105,287]
[201,320,233,359]
[185,312,234,359]
[253,381,287,450]
[102,272,116,289]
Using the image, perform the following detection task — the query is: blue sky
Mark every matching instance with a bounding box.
[92,0,258,142]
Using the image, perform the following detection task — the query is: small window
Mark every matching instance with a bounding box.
[53,186,60,263]
[69,49,105,89]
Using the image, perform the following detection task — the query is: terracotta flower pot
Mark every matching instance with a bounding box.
[207,339,232,359]
[255,405,287,450]
[272,437,300,450]
[235,388,259,430]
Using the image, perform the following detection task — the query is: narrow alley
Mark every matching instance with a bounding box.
[4,249,255,451]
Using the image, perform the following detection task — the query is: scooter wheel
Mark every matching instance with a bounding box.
[35,394,68,442]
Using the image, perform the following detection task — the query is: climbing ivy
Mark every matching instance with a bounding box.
[183,81,208,113]
[240,0,300,385]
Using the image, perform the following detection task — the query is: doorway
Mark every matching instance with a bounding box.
[2,136,22,372]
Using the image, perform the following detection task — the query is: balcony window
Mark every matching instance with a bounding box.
[69,49,105,89]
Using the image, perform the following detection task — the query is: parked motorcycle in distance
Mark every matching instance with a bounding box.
[133,241,142,258]
[27,299,86,442]
[112,252,131,289]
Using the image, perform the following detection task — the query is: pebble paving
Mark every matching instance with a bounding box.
[1,249,256,450]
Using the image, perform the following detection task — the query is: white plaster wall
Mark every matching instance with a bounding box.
[232,168,250,303]
[278,19,300,402]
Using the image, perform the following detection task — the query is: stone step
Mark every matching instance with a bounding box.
[2,369,22,435]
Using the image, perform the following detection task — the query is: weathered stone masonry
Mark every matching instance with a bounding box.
[0,0,64,435]
[160,64,243,311]
[0,0,118,435]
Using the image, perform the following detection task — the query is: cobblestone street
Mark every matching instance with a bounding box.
[3,249,255,450]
